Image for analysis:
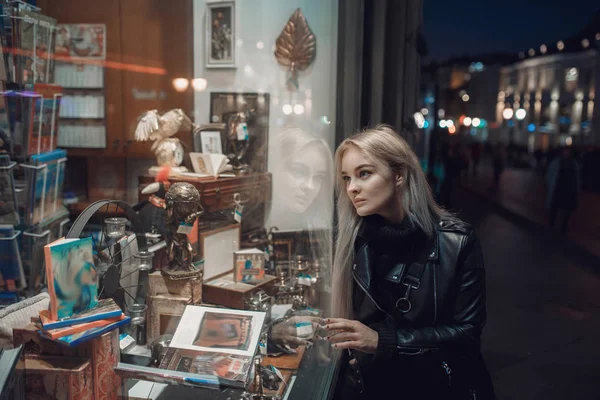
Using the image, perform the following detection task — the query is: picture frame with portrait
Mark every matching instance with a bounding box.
[200,130,223,154]
[209,92,270,173]
[205,1,236,68]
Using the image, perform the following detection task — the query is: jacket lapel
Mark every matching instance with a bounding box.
[353,227,440,294]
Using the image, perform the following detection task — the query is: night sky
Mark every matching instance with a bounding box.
[423,0,600,62]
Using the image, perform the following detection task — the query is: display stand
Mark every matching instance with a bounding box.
[55,23,107,149]
[20,228,50,293]
[0,228,25,291]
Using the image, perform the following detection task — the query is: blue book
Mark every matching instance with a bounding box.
[44,236,98,320]
[39,298,123,330]
[53,315,131,347]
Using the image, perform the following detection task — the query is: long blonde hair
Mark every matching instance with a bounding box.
[332,125,452,318]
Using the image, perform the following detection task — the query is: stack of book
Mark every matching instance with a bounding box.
[35,298,129,347]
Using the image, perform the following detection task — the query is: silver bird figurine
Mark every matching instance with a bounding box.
[135,109,195,151]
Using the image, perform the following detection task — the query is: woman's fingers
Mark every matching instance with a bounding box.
[324,319,356,332]
[327,332,358,344]
[333,341,361,350]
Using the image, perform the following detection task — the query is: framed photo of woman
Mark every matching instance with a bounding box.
[206,1,236,68]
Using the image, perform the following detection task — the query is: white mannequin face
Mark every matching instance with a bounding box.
[340,146,404,222]
[278,142,328,213]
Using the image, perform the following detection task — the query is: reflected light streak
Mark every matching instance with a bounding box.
[5,47,167,75]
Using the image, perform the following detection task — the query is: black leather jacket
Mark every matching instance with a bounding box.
[337,218,495,399]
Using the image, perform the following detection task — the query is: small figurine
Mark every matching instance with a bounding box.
[226,111,251,173]
[163,182,203,280]
[135,109,198,175]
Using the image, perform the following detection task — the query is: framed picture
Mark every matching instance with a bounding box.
[209,92,270,173]
[199,224,241,280]
[206,1,236,68]
[200,130,223,154]
[193,123,226,153]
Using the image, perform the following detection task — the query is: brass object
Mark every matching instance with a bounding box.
[164,182,204,280]
[274,8,316,90]
[245,289,273,320]
[242,357,281,400]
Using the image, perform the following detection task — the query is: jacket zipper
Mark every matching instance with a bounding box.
[441,361,452,386]
[352,264,438,355]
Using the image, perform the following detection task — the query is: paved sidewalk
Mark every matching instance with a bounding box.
[458,163,600,260]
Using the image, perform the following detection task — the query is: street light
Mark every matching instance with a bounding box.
[557,41,565,51]
[413,112,425,128]
[515,108,527,120]
[502,108,514,120]
[463,117,472,127]
[472,118,481,128]
[439,120,447,128]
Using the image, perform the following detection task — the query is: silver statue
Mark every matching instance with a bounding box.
[164,182,203,280]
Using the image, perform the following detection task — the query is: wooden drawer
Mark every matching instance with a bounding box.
[138,172,271,235]
[139,173,271,212]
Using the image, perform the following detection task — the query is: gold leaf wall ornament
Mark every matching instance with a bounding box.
[274,8,316,90]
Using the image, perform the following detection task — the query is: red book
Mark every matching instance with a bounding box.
[39,311,125,339]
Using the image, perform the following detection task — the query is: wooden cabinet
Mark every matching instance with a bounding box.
[139,173,272,236]
[37,0,194,201]
[37,0,125,158]
[118,0,194,157]
[38,0,194,158]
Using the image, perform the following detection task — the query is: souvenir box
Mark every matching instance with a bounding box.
[20,355,93,400]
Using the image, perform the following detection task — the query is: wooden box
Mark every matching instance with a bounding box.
[13,325,122,399]
[20,355,94,400]
[146,294,191,344]
[148,271,202,303]
[202,271,277,310]
[88,330,121,400]
[138,172,272,235]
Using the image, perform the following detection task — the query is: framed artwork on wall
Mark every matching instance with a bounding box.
[205,1,236,68]
[209,92,270,173]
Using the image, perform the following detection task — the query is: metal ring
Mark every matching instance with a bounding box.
[395,297,412,313]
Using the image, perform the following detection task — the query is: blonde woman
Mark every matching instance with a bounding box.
[325,126,494,399]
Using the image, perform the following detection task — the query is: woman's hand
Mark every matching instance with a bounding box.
[271,316,322,346]
[324,318,379,354]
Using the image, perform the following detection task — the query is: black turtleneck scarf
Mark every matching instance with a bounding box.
[361,214,428,306]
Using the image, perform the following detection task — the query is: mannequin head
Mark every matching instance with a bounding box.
[271,125,333,218]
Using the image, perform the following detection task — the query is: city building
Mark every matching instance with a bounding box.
[497,48,598,150]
